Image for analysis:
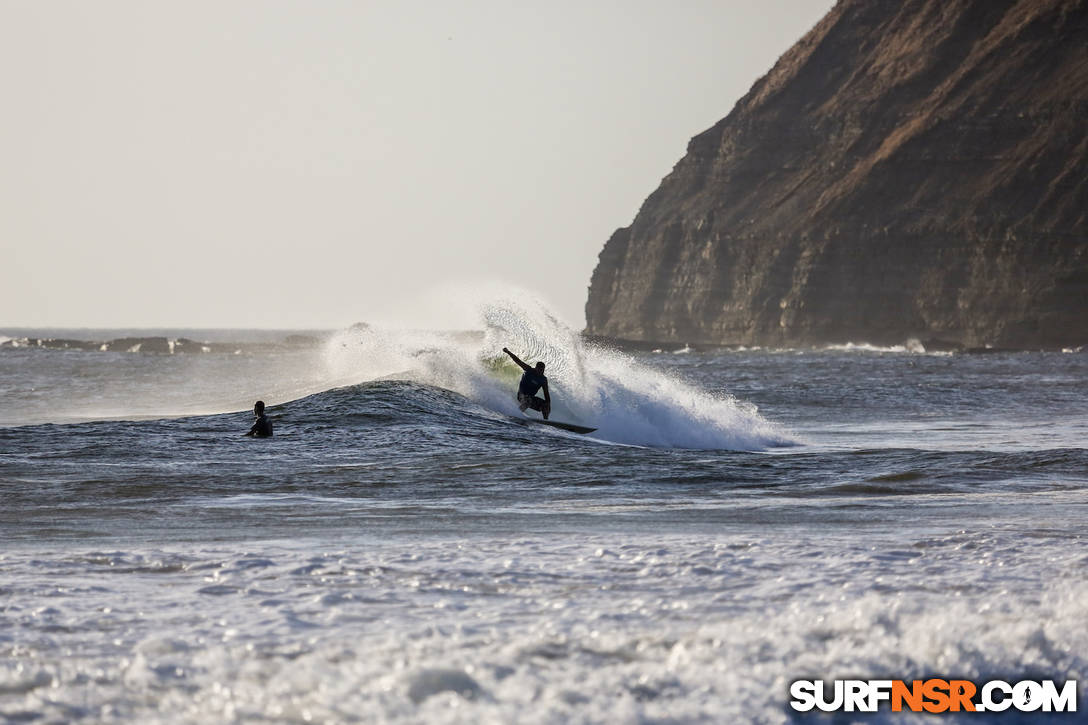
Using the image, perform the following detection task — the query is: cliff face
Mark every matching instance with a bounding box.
[585,0,1088,349]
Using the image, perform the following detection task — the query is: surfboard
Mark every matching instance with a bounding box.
[528,419,597,434]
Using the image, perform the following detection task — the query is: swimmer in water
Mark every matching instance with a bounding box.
[244,400,273,437]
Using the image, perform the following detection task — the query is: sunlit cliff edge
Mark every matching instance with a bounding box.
[585,0,1088,350]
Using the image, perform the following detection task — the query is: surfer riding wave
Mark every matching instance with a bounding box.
[503,347,551,420]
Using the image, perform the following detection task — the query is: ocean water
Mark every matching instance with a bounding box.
[1,301,1086,723]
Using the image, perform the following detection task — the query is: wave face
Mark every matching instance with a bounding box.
[321,296,791,450]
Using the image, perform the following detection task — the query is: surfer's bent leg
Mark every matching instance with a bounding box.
[518,393,548,415]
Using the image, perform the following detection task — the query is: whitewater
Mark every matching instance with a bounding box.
[1,296,1086,723]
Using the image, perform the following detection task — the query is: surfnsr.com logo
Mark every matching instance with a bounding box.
[789,679,1078,714]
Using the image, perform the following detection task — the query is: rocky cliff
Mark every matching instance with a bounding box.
[585,0,1088,349]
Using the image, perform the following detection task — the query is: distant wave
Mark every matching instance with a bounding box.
[614,338,957,356]
[0,334,326,354]
[822,338,937,354]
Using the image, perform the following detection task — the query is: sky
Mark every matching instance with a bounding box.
[1,0,833,331]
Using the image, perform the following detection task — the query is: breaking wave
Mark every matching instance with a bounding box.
[323,292,791,450]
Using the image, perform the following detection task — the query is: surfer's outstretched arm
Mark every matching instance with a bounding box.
[502,347,532,372]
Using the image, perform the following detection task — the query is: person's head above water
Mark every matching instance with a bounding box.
[535,362,545,373]
[254,400,265,415]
